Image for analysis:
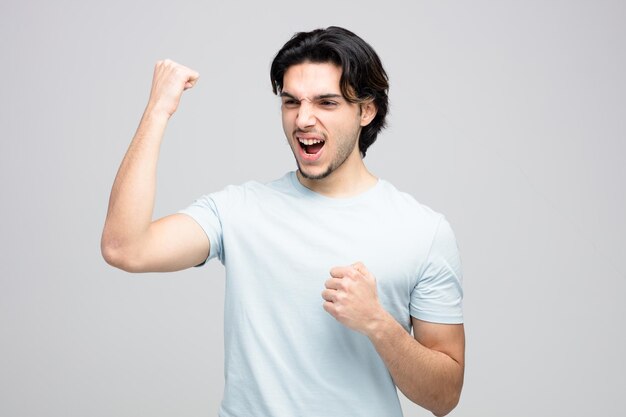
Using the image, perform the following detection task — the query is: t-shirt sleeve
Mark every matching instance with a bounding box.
[410,216,464,324]
[177,193,225,266]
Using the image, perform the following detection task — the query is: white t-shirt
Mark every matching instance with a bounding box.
[179,171,463,417]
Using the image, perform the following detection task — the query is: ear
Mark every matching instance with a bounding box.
[359,100,377,127]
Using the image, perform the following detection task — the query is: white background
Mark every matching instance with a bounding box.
[1,1,624,416]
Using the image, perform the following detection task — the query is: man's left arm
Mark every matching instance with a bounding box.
[322,262,464,417]
[370,313,464,416]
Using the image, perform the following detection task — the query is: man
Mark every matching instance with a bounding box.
[102,27,464,417]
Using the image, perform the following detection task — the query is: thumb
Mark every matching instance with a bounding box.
[184,73,200,90]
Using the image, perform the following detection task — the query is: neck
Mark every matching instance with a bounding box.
[296,149,378,198]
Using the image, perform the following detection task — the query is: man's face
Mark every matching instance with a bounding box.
[280,62,373,181]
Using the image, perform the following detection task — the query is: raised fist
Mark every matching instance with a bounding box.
[146,59,199,118]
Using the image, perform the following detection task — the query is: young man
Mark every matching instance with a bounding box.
[102,27,465,417]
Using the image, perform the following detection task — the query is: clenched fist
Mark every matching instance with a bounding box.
[146,59,199,118]
[321,262,387,335]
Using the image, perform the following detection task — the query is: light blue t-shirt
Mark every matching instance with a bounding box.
[179,171,463,417]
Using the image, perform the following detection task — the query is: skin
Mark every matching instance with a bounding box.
[101,59,464,416]
[101,59,209,272]
[280,62,378,198]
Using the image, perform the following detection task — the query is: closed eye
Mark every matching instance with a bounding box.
[282,99,299,108]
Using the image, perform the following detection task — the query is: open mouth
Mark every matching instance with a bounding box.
[298,137,326,155]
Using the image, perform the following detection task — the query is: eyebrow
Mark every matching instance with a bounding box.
[280,92,343,101]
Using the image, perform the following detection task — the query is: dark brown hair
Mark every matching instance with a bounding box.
[270,26,389,157]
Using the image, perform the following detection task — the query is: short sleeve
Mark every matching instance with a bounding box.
[410,217,464,324]
[178,193,225,266]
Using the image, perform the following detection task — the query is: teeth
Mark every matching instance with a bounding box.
[298,138,324,145]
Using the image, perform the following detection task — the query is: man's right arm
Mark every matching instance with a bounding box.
[101,60,209,273]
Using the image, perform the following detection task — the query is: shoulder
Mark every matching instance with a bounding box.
[193,172,296,209]
[376,179,446,227]
[376,180,462,259]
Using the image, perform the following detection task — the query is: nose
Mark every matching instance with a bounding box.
[296,101,316,129]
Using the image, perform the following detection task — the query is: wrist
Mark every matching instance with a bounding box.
[364,308,398,341]
[142,104,172,122]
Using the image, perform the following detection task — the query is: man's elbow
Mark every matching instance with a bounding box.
[406,375,462,417]
[101,237,144,273]
[431,396,460,417]
[429,387,462,417]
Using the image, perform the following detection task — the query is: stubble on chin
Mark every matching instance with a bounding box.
[297,163,333,180]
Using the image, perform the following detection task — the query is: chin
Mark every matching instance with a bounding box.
[298,164,333,180]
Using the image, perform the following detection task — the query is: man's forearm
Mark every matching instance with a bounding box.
[101,109,169,263]
[366,313,464,416]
